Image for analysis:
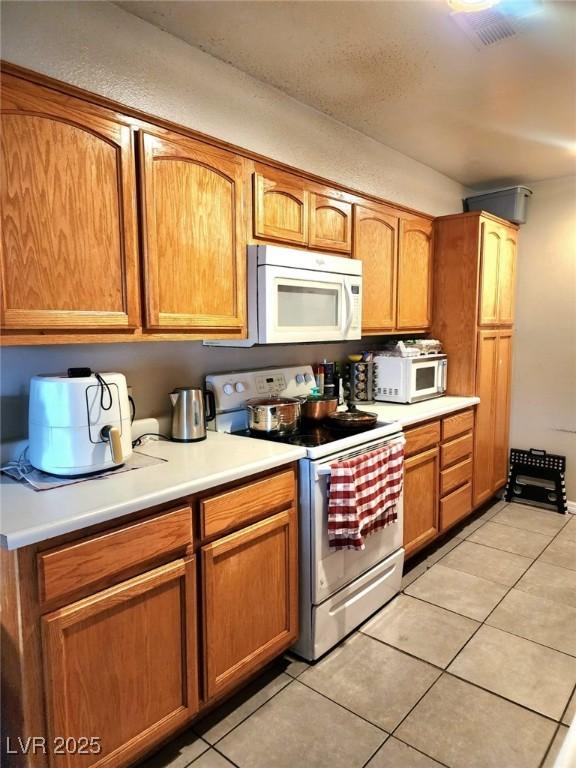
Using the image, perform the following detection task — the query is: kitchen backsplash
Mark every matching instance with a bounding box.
[0,339,404,441]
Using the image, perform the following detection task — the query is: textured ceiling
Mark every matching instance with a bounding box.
[117,0,576,186]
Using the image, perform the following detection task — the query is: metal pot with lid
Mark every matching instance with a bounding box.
[245,395,304,435]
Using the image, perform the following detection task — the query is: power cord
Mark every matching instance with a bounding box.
[1,446,33,480]
[132,433,171,449]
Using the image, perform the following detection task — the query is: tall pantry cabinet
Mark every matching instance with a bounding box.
[432,212,518,508]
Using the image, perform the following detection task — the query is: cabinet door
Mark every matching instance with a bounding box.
[493,330,513,490]
[309,193,352,253]
[497,229,517,326]
[397,217,433,330]
[253,170,309,245]
[202,509,298,700]
[139,131,245,331]
[0,74,139,330]
[479,221,501,326]
[403,447,439,558]
[473,330,499,507]
[42,559,198,768]
[353,205,398,332]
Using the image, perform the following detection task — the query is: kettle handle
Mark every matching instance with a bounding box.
[205,389,216,422]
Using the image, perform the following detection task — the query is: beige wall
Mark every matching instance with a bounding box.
[509,175,576,501]
[0,1,467,441]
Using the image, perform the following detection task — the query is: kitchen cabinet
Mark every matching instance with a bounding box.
[309,193,352,253]
[2,465,298,768]
[0,73,140,332]
[202,507,298,700]
[353,206,433,334]
[397,217,433,330]
[403,409,475,557]
[403,446,440,558]
[353,205,398,332]
[433,211,518,508]
[42,558,198,768]
[253,167,352,253]
[139,130,245,332]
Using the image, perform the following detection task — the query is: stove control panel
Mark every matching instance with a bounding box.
[206,365,316,413]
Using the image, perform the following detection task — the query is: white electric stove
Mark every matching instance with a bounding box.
[205,365,405,660]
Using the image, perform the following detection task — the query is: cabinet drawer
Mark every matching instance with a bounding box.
[404,421,441,457]
[440,457,473,497]
[442,409,474,441]
[441,432,474,469]
[201,469,296,539]
[38,506,192,604]
[440,482,472,531]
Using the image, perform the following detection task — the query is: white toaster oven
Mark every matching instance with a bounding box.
[374,354,447,404]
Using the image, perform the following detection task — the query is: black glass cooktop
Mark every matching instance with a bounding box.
[231,420,379,448]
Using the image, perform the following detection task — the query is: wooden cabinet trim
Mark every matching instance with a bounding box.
[37,506,192,605]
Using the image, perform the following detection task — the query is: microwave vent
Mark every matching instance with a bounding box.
[377,387,399,396]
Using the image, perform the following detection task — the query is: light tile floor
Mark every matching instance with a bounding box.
[140,502,576,768]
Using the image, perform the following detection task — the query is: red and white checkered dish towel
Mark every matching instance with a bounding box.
[327,439,404,550]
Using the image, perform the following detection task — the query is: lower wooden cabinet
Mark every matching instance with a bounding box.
[202,507,298,700]
[403,447,439,558]
[42,558,198,768]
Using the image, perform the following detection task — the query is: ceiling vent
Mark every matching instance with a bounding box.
[451,7,519,48]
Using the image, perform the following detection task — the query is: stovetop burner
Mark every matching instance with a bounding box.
[230,419,379,447]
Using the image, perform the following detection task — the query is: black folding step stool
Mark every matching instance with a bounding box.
[504,448,567,514]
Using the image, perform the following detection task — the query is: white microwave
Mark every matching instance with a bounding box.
[206,245,362,347]
[374,354,447,403]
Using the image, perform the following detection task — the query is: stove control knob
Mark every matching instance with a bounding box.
[223,383,234,396]
[295,373,305,384]
[235,382,245,393]
[304,373,314,383]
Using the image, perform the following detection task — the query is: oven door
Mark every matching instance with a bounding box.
[309,434,404,605]
[409,358,447,402]
[257,264,361,344]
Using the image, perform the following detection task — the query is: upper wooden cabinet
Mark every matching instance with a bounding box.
[397,217,433,330]
[254,169,309,245]
[479,220,517,327]
[139,130,245,332]
[0,74,140,331]
[309,193,352,253]
[42,558,198,768]
[353,205,397,332]
[253,168,352,253]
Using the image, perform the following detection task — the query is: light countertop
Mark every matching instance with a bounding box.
[0,432,306,550]
[0,396,478,551]
[357,396,480,427]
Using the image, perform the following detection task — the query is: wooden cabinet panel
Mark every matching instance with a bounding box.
[473,330,499,507]
[397,217,433,330]
[309,193,352,253]
[0,74,140,330]
[493,330,513,490]
[254,170,309,245]
[201,469,295,540]
[140,131,245,331]
[38,507,192,604]
[440,457,473,497]
[479,221,501,326]
[498,230,517,325]
[441,432,474,469]
[202,508,298,700]
[42,559,198,768]
[404,447,439,558]
[353,205,398,332]
[404,420,441,457]
[442,409,474,441]
[440,482,473,531]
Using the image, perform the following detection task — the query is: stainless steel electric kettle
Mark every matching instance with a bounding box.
[169,387,215,442]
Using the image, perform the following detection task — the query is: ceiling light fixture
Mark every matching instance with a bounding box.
[447,0,502,12]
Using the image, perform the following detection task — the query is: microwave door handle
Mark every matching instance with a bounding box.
[343,281,354,335]
[439,360,447,392]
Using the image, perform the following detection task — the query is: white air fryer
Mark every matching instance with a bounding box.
[28,370,133,476]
